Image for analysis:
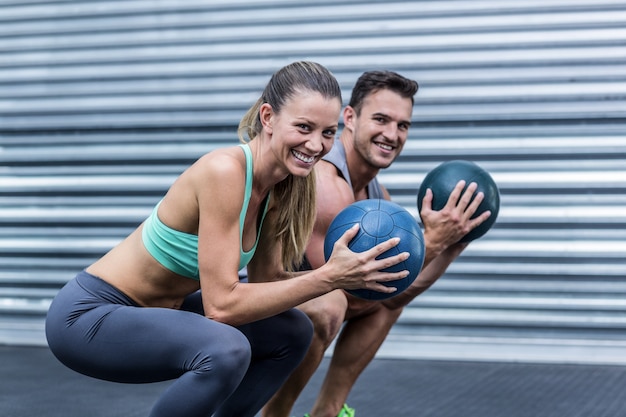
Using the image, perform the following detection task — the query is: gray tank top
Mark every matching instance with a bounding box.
[322,140,385,199]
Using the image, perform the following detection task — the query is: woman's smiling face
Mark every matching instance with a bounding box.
[265,90,342,177]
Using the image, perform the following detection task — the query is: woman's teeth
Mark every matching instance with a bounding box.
[292,150,314,163]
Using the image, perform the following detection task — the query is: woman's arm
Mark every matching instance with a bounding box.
[218,222,407,326]
[195,151,408,326]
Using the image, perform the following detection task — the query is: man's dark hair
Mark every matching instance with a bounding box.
[348,70,419,115]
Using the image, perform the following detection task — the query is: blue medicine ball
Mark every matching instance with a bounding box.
[417,160,500,243]
[323,199,425,300]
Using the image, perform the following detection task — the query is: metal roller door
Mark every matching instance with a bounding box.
[1,0,625,364]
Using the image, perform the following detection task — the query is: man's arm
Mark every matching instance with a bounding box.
[305,161,356,269]
[381,241,467,310]
[376,181,487,309]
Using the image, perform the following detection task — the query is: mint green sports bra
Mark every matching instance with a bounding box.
[141,144,270,280]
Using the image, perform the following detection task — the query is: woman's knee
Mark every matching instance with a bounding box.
[243,309,313,362]
[263,308,313,353]
[285,308,314,351]
[194,326,251,381]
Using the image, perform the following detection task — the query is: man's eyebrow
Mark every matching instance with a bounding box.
[372,112,412,126]
[371,112,390,120]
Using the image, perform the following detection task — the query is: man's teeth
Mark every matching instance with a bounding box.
[292,150,314,163]
[377,143,393,151]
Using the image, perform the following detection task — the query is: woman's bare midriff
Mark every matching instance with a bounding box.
[85,225,201,309]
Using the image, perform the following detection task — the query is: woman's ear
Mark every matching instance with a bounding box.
[259,103,273,135]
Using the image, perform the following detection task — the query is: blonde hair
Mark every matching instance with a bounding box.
[238,61,342,271]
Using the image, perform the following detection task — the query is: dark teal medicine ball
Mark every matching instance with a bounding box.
[323,199,425,300]
[417,160,500,243]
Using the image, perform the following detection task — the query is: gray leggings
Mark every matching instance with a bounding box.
[45,271,313,417]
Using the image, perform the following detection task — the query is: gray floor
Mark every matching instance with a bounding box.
[4,345,626,417]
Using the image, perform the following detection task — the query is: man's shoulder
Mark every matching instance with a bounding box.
[316,158,341,176]
[316,162,354,210]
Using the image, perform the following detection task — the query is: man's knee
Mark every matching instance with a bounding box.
[385,304,404,322]
[302,293,348,346]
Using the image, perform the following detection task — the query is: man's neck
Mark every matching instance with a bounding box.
[338,134,380,199]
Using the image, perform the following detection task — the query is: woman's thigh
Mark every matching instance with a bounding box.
[46,273,251,384]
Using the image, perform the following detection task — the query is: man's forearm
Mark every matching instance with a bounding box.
[382,242,467,310]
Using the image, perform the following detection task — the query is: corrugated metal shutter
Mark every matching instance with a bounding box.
[1,0,625,363]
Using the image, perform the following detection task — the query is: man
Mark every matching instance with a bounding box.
[262,70,491,417]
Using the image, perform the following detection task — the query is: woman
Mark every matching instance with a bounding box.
[45,61,410,417]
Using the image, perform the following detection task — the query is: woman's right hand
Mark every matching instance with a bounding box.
[323,223,410,295]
